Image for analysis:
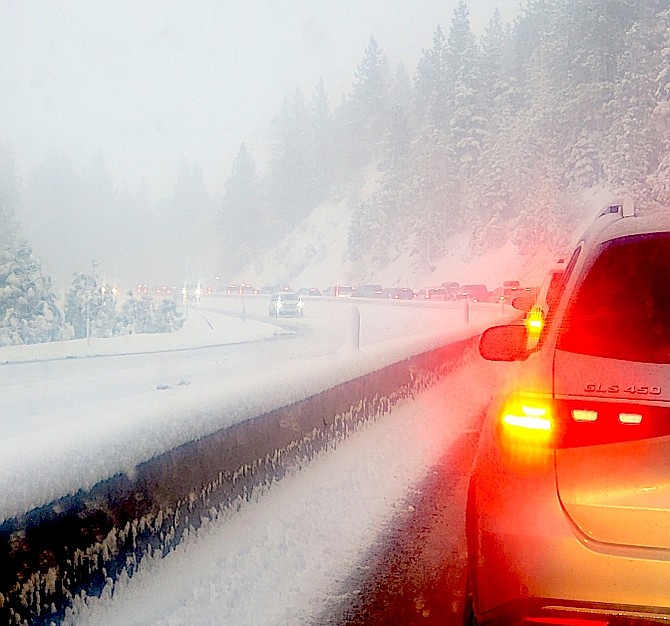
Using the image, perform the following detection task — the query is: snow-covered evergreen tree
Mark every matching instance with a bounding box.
[348,36,391,163]
[218,143,265,276]
[268,88,317,227]
[513,172,574,256]
[0,146,22,258]
[647,6,670,206]
[601,15,660,207]
[65,273,116,339]
[113,293,184,335]
[153,298,185,333]
[0,243,73,346]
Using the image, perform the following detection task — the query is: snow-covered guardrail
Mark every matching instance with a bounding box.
[0,328,487,625]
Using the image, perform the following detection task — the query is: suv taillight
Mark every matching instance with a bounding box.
[554,398,663,448]
[499,394,667,451]
[498,394,555,467]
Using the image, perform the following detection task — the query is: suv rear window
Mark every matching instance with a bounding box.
[557,233,670,363]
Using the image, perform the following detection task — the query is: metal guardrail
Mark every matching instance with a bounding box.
[0,336,478,625]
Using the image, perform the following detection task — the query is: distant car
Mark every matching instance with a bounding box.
[415,286,448,301]
[441,281,460,299]
[352,284,383,298]
[325,285,353,297]
[396,287,415,300]
[268,292,304,317]
[296,287,322,296]
[383,287,414,300]
[227,284,257,295]
[487,282,523,303]
[181,283,203,301]
[513,261,566,338]
[499,279,521,302]
[457,284,490,302]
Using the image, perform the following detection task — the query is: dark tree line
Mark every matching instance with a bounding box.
[219,0,670,278]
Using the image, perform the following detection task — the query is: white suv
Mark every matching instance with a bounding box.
[465,200,670,625]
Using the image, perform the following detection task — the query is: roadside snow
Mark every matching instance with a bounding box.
[0,305,282,363]
[65,355,501,626]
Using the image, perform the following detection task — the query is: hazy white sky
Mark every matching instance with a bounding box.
[1,0,520,200]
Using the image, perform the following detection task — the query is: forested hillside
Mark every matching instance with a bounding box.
[223,0,670,280]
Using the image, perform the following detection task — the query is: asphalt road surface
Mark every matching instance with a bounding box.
[315,412,483,625]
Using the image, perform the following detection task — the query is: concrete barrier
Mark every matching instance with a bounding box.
[0,336,478,625]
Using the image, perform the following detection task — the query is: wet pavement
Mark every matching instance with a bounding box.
[316,429,480,626]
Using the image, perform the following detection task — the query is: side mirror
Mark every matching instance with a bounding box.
[479,324,529,361]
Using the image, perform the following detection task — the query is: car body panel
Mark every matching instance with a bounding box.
[553,351,670,403]
[556,435,670,550]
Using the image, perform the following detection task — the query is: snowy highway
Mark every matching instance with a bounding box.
[1,294,516,624]
[0,294,515,523]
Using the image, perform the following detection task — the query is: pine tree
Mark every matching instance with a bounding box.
[647,7,670,205]
[415,25,449,127]
[513,172,573,256]
[152,160,216,283]
[601,11,660,206]
[349,36,391,159]
[268,87,317,228]
[0,243,73,346]
[153,298,185,333]
[0,145,20,251]
[65,272,117,339]
[407,123,459,270]
[308,78,334,204]
[219,143,264,276]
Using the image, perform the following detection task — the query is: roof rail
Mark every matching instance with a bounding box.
[597,197,635,219]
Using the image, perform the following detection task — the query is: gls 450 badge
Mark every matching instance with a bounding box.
[585,383,662,395]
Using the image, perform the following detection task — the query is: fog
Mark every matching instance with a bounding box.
[0,1,519,290]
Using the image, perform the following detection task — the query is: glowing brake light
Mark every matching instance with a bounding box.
[502,399,552,433]
[499,395,554,464]
[503,412,551,431]
[525,306,545,336]
[500,394,554,436]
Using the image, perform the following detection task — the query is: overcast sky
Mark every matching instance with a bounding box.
[1,0,521,201]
